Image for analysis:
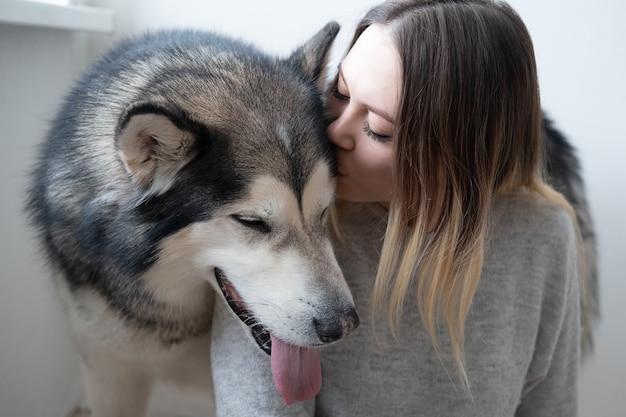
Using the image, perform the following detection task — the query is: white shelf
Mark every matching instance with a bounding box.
[0,1,114,33]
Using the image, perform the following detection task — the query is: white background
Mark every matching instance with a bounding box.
[1,1,624,416]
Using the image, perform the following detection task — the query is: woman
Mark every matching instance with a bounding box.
[212,1,581,415]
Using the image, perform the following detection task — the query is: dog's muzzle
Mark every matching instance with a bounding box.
[214,267,359,354]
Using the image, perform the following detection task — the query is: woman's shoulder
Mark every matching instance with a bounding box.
[491,191,576,243]
[480,191,579,313]
[485,191,578,278]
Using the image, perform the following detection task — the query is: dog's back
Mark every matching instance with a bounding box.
[543,116,599,355]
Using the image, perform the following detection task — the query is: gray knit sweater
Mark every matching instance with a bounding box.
[211,194,580,416]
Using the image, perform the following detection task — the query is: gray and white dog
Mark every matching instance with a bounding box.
[25,19,598,417]
[26,23,360,415]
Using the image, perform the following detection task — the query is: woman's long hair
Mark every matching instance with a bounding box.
[341,0,576,388]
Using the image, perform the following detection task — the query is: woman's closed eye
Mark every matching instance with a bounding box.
[363,123,391,143]
[331,86,349,102]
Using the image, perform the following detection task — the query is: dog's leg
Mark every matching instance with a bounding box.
[82,359,153,417]
[80,340,154,417]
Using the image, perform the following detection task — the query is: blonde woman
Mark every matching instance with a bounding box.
[211,1,581,415]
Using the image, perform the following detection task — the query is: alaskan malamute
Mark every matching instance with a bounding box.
[26,23,359,415]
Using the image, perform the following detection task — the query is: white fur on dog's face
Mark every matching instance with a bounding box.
[144,161,353,347]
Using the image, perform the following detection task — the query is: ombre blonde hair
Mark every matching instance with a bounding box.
[336,0,579,388]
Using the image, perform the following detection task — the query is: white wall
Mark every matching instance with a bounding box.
[511,2,626,416]
[1,1,624,416]
[0,25,88,417]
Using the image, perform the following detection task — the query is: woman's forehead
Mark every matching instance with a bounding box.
[340,24,401,124]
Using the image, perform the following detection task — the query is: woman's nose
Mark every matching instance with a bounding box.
[327,111,355,151]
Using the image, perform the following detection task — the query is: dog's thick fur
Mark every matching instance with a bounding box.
[26,21,597,417]
[543,116,599,355]
[26,24,361,416]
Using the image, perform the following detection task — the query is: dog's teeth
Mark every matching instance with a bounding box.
[251,324,272,355]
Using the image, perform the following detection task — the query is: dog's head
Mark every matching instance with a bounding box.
[114,24,357,403]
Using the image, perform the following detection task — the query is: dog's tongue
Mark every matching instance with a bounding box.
[270,334,322,405]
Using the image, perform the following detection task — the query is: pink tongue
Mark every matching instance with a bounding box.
[270,334,322,405]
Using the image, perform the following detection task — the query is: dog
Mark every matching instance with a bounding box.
[26,23,360,416]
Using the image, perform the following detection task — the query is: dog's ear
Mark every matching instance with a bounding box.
[286,21,340,93]
[116,104,199,195]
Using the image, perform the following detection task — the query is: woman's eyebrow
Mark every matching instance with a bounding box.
[370,104,395,125]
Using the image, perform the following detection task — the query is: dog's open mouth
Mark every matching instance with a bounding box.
[214,267,322,405]
[215,267,272,354]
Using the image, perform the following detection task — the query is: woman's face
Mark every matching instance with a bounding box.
[327,24,401,206]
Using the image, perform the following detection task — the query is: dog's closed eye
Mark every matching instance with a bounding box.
[231,214,272,234]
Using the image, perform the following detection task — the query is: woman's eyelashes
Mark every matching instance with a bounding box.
[363,124,391,143]
[331,86,349,102]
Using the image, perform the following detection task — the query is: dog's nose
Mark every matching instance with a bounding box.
[314,307,360,343]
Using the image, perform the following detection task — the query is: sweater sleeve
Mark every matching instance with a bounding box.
[211,294,315,417]
[515,211,581,417]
